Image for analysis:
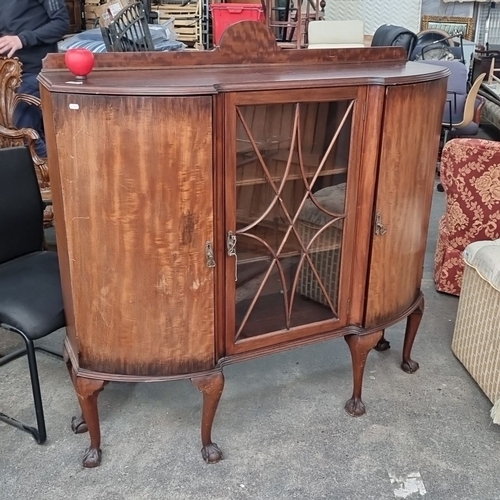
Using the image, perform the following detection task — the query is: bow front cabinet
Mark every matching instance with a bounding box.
[39,22,447,467]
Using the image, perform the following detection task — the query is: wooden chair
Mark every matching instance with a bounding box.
[443,72,486,140]
[0,57,53,227]
[266,0,323,48]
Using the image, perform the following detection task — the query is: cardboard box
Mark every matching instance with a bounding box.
[93,0,133,26]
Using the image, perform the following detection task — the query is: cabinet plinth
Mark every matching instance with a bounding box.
[40,21,448,467]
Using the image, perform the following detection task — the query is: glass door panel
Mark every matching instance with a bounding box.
[233,99,354,342]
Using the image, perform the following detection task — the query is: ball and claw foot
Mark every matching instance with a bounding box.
[71,415,88,434]
[374,338,391,351]
[345,397,366,417]
[82,447,102,468]
[401,359,420,374]
[201,443,223,463]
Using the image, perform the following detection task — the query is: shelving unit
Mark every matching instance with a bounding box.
[154,0,204,49]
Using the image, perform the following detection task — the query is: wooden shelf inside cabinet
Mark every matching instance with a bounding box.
[236,149,347,186]
[236,165,347,186]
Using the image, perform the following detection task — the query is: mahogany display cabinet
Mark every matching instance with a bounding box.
[39,21,448,467]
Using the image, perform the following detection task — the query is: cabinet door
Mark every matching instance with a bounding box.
[365,79,447,327]
[46,94,215,376]
[223,88,366,354]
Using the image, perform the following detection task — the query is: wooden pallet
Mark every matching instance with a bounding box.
[155,2,202,47]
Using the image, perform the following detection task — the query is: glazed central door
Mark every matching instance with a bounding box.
[224,88,366,354]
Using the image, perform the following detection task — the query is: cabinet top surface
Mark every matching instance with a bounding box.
[40,22,449,96]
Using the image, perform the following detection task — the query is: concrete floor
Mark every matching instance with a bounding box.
[2,174,500,499]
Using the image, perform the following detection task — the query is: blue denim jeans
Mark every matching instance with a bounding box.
[14,72,47,158]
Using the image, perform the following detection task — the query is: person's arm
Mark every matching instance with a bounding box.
[17,0,70,48]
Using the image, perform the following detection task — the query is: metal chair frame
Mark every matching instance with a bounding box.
[0,325,62,444]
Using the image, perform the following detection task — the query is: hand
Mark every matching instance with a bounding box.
[0,36,23,58]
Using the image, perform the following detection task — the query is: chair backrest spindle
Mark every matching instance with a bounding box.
[101,2,155,52]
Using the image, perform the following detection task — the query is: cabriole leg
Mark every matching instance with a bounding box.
[191,371,224,463]
[74,377,106,468]
[64,356,88,434]
[65,354,106,468]
[374,329,390,351]
[344,330,383,417]
[401,295,424,374]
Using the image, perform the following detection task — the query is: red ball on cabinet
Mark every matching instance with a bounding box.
[64,49,95,80]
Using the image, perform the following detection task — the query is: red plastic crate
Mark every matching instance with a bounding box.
[210,4,265,45]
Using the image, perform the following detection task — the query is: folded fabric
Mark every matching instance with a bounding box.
[58,25,185,53]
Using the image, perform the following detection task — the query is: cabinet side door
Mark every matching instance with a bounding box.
[47,94,215,377]
[365,78,447,327]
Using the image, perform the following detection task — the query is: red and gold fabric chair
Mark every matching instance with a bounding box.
[434,138,500,295]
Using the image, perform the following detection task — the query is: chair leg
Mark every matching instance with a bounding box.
[0,346,31,366]
[26,339,47,444]
[0,411,41,441]
[0,344,62,367]
[443,128,450,145]
[0,329,61,444]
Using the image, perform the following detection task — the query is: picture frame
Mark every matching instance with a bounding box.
[421,15,474,41]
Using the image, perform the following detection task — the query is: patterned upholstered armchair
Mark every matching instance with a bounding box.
[434,138,500,295]
[0,57,53,227]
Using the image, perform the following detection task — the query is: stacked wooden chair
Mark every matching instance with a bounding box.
[0,57,53,227]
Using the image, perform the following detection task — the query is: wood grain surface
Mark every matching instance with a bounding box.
[48,93,215,375]
[364,78,448,327]
[40,22,448,96]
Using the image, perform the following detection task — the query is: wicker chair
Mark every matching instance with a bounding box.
[0,57,53,227]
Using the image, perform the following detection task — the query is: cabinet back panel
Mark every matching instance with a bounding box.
[50,94,215,376]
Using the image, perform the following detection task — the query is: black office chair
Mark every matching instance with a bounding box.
[0,146,65,444]
[371,24,418,60]
[101,1,155,52]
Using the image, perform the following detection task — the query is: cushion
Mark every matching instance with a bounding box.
[308,20,365,47]
[308,43,365,49]
[0,251,65,339]
[58,25,185,53]
[298,183,346,228]
[463,239,500,292]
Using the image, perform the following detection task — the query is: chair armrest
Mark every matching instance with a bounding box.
[15,93,42,108]
[0,123,39,142]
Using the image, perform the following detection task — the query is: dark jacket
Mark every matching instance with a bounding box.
[0,0,70,74]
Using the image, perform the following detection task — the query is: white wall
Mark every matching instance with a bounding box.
[325,0,423,34]
[324,0,475,35]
